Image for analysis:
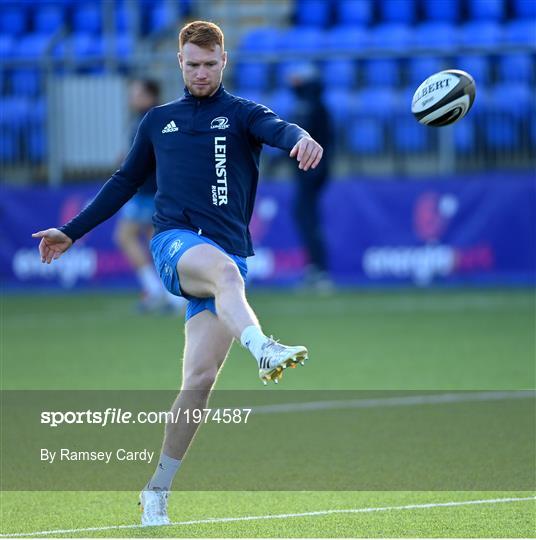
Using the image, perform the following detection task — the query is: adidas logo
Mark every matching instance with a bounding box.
[162,120,179,134]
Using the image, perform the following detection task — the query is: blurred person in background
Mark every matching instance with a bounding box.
[32,20,323,527]
[289,63,333,291]
[114,79,185,313]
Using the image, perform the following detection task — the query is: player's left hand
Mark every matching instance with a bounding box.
[289,136,323,171]
[32,228,73,264]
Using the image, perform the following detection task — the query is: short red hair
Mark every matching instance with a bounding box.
[179,20,224,51]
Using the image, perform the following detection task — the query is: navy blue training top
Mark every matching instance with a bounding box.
[60,85,308,257]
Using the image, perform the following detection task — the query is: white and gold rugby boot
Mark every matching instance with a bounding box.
[258,339,308,385]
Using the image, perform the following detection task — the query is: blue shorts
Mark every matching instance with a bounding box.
[119,193,155,224]
[150,229,248,322]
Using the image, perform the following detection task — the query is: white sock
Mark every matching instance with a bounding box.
[147,453,182,491]
[137,264,163,298]
[240,325,270,363]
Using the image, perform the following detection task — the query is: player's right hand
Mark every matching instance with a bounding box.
[32,228,73,264]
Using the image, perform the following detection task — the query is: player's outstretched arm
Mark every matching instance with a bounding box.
[29,111,155,254]
[32,228,73,264]
[289,136,323,171]
[245,103,323,171]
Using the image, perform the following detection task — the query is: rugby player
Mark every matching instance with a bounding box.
[33,20,323,526]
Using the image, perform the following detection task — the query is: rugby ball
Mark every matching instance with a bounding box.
[412,69,476,127]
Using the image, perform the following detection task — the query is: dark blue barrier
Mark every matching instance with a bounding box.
[1,173,534,290]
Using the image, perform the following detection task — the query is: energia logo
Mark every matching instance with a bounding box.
[210,116,230,130]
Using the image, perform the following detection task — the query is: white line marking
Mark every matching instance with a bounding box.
[251,390,535,415]
[1,496,534,537]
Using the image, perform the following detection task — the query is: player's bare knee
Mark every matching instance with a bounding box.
[183,366,218,392]
[214,261,243,293]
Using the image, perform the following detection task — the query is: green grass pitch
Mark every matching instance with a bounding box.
[1,288,535,537]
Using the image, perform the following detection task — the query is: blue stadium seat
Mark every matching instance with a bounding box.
[393,117,429,152]
[322,59,356,88]
[469,0,504,20]
[459,21,502,47]
[359,87,423,152]
[502,19,536,45]
[295,0,331,27]
[0,35,14,58]
[368,23,412,50]
[279,28,324,51]
[400,85,416,107]
[28,124,46,161]
[179,0,193,16]
[423,0,460,22]
[239,28,280,52]
[13,34,52,59]
[34,96,46,122]
[466,84,486,120]
[484,115,519,149]
[149,3,173,33]
[407,57,444,86]
[11,69,41,96]
[263,89,295,119]
[349,118,384,154]
[489,83,532,118]
[393,123,434,153]
[0,96,31,127]
[336,0,372,26]
[412,22,457,51]
[453,118,476,153]
[323,88,356,129]
[274,61,294,82]
[116,33,134,58]
[380,0,416,24]
[73,4,101,33]
[455,55,490,85]
[34,5,64,34]
[483,83,531,149]
[497,53,534,83]
[0,7,27,36]
[54,33,102,58]
[514,0,536,18]
[0,129,19,161]
[363,59,400,86]
[235,62,270,91]
[275,60,319,86]
[324,25,368,52]
[100,34,134,59]
[116,4,129,32]
[355,87,399,118]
